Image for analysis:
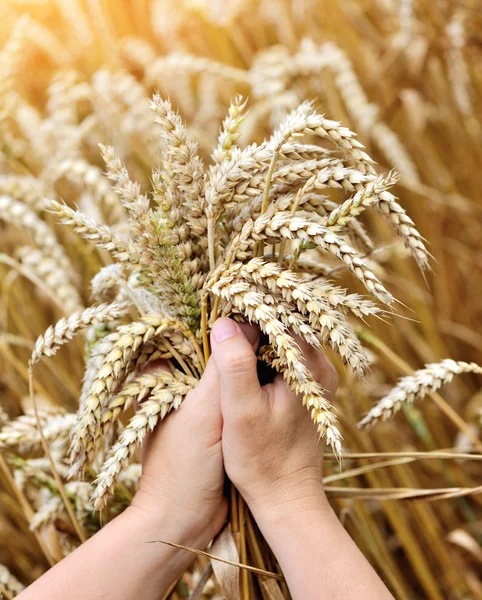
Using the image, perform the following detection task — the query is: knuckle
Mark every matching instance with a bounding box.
[312,353,338,388]
[223,349,257,378]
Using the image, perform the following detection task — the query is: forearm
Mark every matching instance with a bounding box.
[17,504,197,600]
[253,485,394,600]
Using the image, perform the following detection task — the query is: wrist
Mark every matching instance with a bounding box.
[248,478,330,531]
[121,504,198,582]
[131,474,226,549]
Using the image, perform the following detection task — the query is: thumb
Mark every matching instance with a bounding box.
[210,318,262,406]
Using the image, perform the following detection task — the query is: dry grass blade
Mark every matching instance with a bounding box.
[146,540,284,581]
[324,485,482,502]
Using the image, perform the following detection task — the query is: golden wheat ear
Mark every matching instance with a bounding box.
[358,359,482,429]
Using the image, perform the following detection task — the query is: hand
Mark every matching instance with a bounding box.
[18,359,230,600]
[130,358,228,550]
[210,318,338,519]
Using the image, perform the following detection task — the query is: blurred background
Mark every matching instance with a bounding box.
[0,1,481,599]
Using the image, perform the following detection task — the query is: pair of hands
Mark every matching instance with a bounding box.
[20,317,394,600]
[131,317,339,551]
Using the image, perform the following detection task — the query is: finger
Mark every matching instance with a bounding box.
[294,336,339,402]
[141,358,171,375]
[210,318,262,410]
[182,357,219,415]
[237,322,260,351]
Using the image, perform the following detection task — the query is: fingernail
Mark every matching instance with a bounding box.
[212,318,239,343]
[238,322,260,347]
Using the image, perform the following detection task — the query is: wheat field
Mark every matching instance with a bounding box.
[0,1,481,599]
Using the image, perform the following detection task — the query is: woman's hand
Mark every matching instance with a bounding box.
[210,318,393,600]
[18,355,230,600]
[210,317,338,519]
[131,358,228,550]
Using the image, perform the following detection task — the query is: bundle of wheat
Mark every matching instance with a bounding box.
[21,95,432,593]
[59,101,423,470]
[1,2,482,599]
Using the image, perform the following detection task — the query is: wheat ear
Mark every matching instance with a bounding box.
[44,198,136,261]
[229,210,394,305]
[210,282,342,455]
[213,94,248,163]
[30,302,130,368]
[99,370,195,436]
[210,260,370,374]
[358,359,482,429]
[0,195,73,274]
[0,412,75,452]
[17,247,84,314]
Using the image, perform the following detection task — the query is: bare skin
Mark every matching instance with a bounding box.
[18,318,393,600]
